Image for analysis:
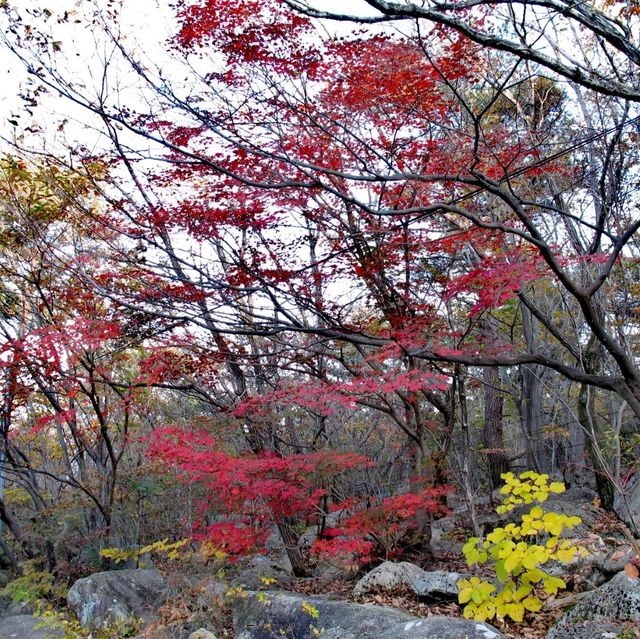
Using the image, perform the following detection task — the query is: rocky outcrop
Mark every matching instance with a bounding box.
[353,561,426,595]
[546,571,640,638]
[0,614,64,638]
[546,619,638,639]
[615,472,640,534]
[509,489,599,538]
[353,561,465,599]
[231,555,292,590]
[188,630,219,639]
[233,590,505,639]
[67,568,168,630]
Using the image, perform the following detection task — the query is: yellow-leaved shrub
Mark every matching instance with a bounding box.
[457,471,587,623]
[100,538,190,564]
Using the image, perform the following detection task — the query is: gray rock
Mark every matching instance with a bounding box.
[195,577,228,609]
[233,590,505,639]
[547,571,640,638]
[413,570,466,599]
[231,555,292,591]
[615,472,640,534]
[600,545,638,575]
[353,561,466,599]
[188,630,218,639]
[558,541,638,587]
[546,619,636,639]
[0,614,64,638]
[429,538,464,561]
[67,568,168,630]
[353,561,426,595]
[1,601,35,618]
[121,555,157,570]
[264,529,286,553]
[296,528,317,551]
[508,489,599,537]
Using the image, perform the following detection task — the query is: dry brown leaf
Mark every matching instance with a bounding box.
[624,561,639,578]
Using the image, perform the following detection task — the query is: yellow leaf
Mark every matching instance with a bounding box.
[477,601,496,622]
[463,604,477,619]
[556,547,577,563]
[523,596,543,612]
[487,528,506,543]
[504,551,521,574]
[507,602,524,622]
[529,506,543,519]
[548,482,565,493]
[543,576,566,595]
[546,536,559,548]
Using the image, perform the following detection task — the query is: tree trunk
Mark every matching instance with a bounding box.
[579,330,616,510]
[456,368,481,536]
[520,303,546,471]
[483,366,509,489]
[0,497,36,562]
[579,379,615,510]
[277,518,309,577]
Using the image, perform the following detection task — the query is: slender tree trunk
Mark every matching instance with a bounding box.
[520,303,546,471]
[579,334,616,510]
[0,497,35,562]
[483,366,509,489]
[457,368,480,535]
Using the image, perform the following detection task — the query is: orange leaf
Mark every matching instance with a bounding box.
[624,562,639,579]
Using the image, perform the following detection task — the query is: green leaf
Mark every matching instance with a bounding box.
[495,560,508,582]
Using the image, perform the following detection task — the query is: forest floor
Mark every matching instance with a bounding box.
[287,566,565,639]
[280,509,628,639]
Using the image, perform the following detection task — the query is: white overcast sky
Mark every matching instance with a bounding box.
[0,0,175,147]
[0,0,378,149]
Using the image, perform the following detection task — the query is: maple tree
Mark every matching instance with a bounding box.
[0,156,217,568]
[0,0,639,571]
[284,0,640,102]
[146,426,369,564]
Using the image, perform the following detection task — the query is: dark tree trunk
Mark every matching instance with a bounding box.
[277,518,309,577]
[483,366,509,489]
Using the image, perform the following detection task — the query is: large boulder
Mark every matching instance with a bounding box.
[67,568,168,630]
[231,555,292,590]
[233,590,505,639]
[0,614,64,638]
[412,570,466,599]
[508,488,599,538]
[353,561,465,599]
[546,571,640,638]
[353,561,426,595]
[0,601,35,618]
